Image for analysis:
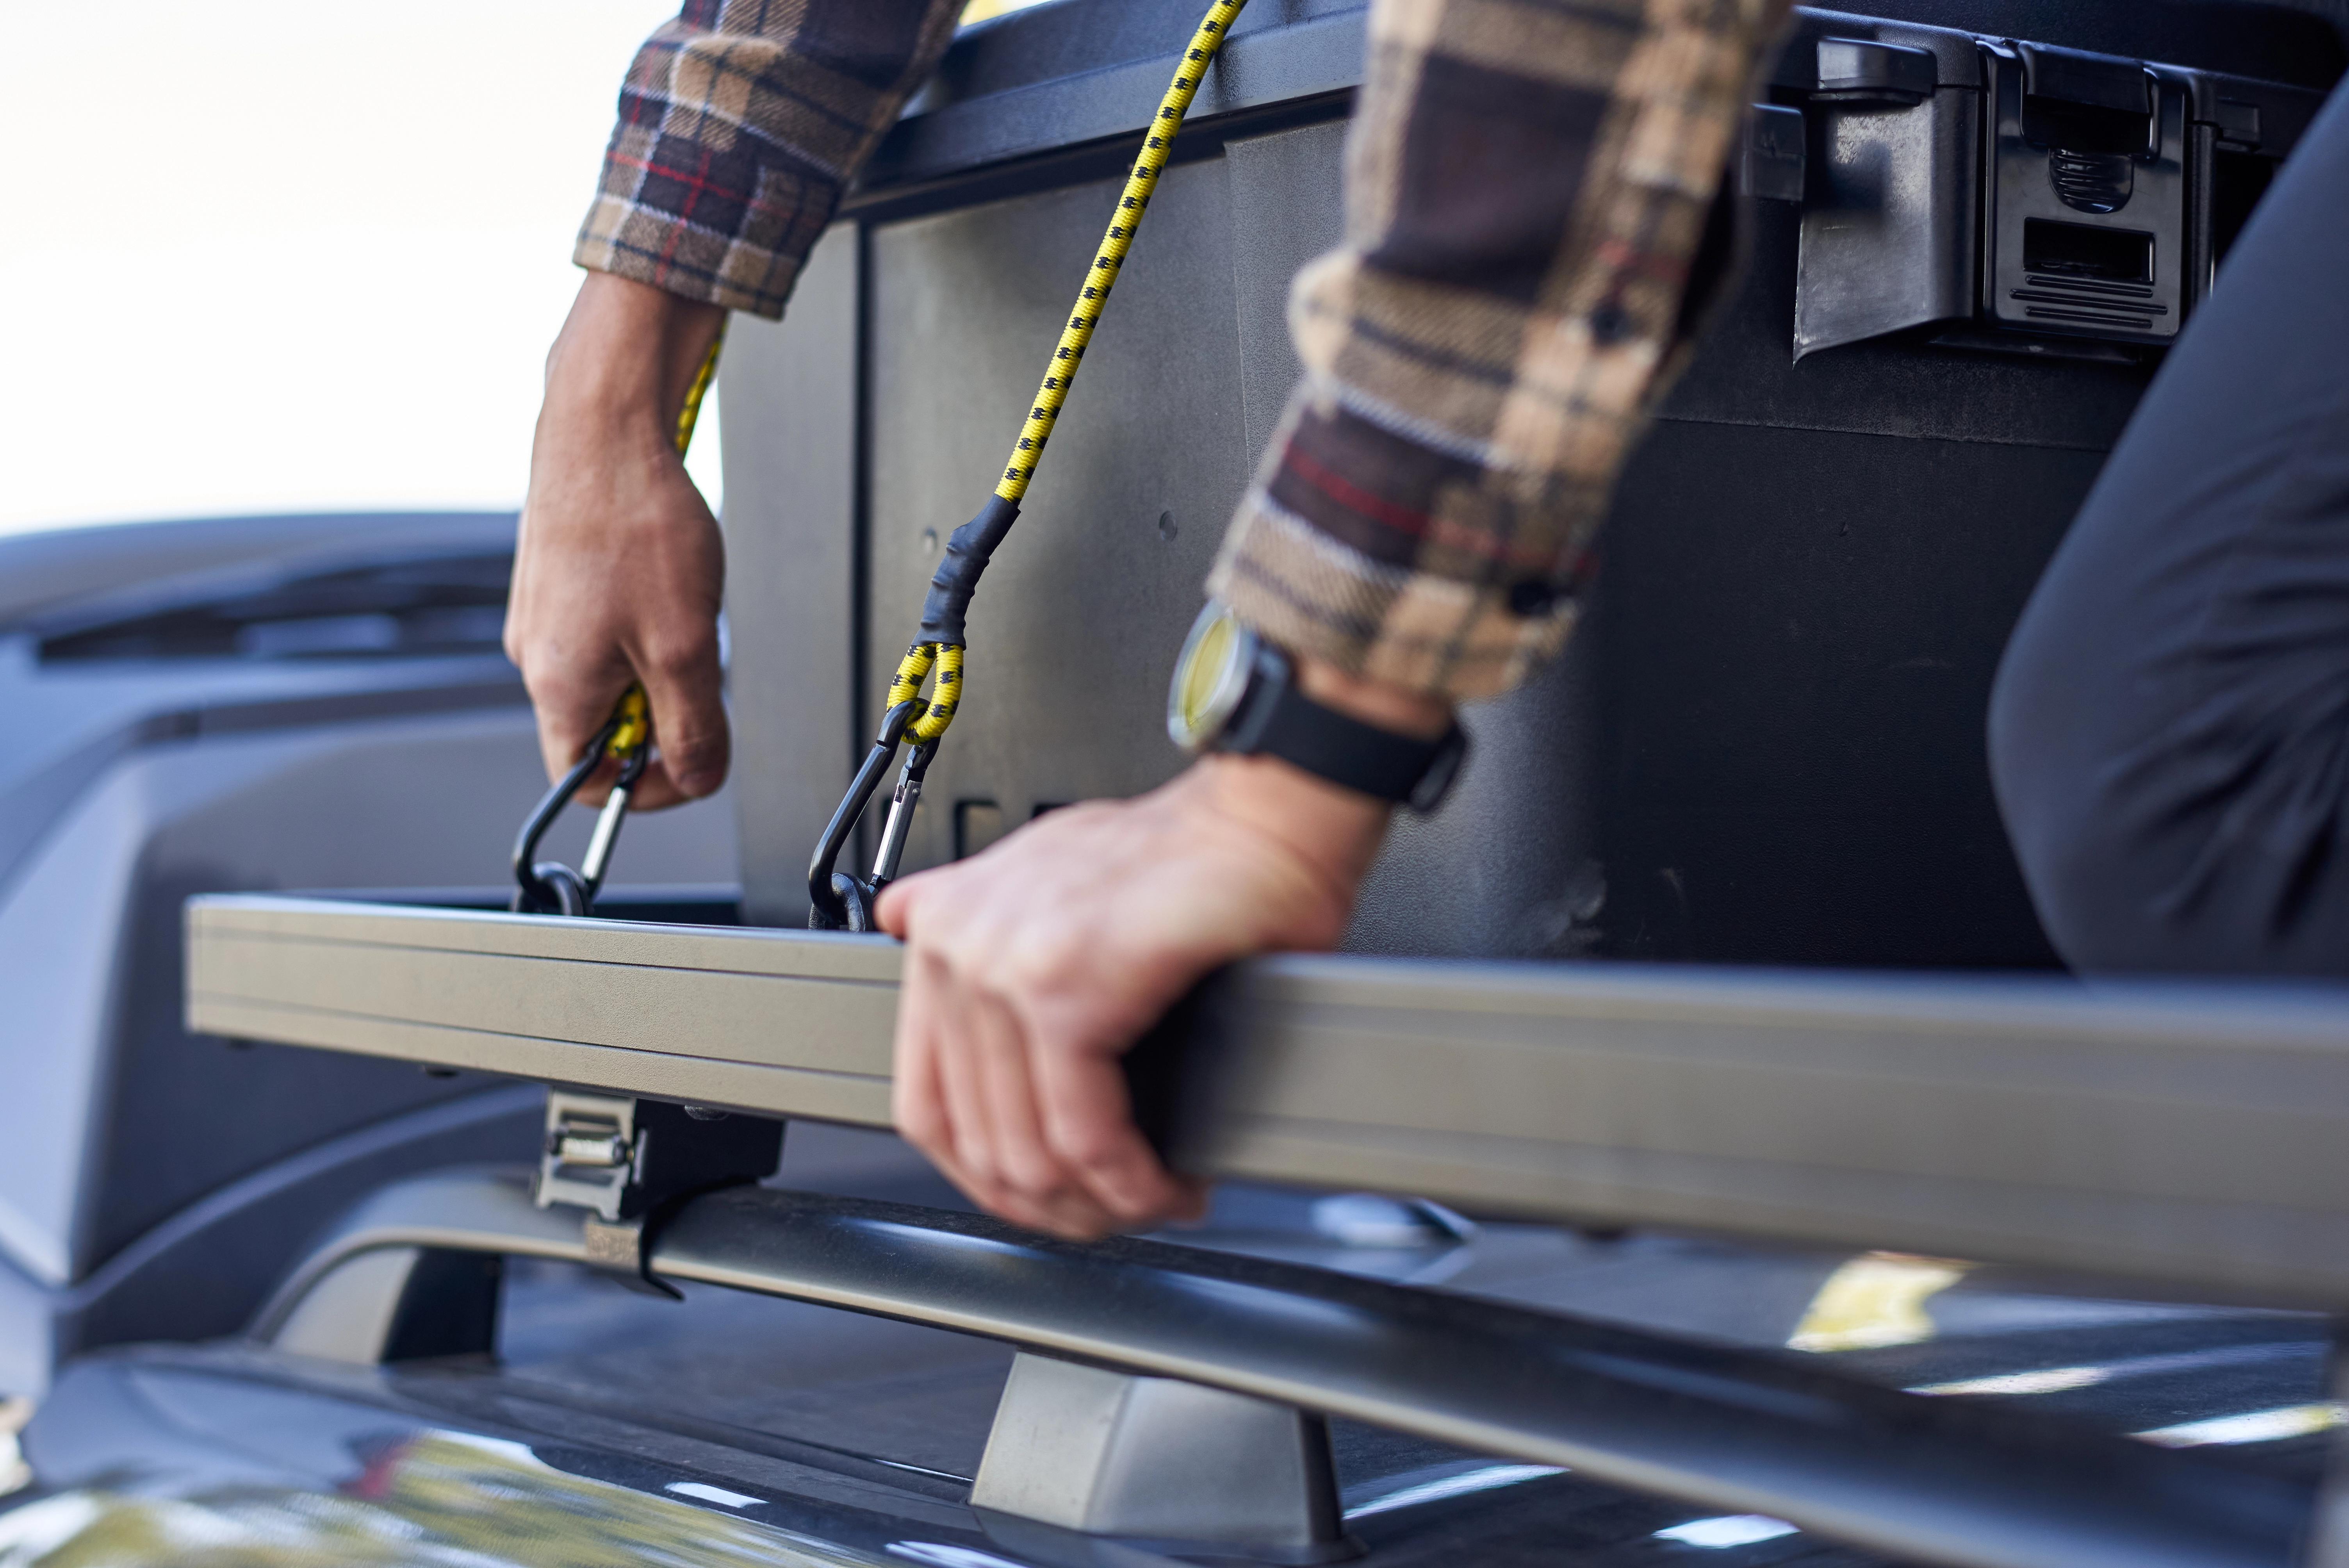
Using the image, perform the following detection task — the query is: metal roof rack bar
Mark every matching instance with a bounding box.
[251,1168,2304,1568]
[188,892,2349,1306]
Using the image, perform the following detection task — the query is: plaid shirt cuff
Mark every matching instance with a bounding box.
[1208,0,1789,702]
[1207,390,1586,701]
[576,2,959,318]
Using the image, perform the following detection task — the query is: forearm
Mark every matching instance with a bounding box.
[1182,656,1453,926]
[541,274,724,453]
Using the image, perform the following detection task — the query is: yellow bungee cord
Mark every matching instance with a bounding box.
[811,0,1248,928]
[676,324,724,461]
[889,0,1245,745]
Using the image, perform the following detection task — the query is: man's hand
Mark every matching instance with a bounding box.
[508,272,729,809]
[876,659,1451,1239]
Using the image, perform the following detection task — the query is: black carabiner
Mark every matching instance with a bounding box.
[807,699,927,931]
[513,689,651,917]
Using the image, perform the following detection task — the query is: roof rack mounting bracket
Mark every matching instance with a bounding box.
[534,1089,784,1297]
[266,1244,503,1366]
[971,1351,1358,1565]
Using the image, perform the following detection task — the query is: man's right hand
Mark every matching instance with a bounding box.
[507,272,730,811]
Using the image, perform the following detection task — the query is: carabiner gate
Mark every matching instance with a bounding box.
[513,687,651,917]
[808,699,935,932]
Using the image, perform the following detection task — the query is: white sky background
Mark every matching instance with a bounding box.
[0,1,720,535]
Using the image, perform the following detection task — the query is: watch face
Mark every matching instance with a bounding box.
[1167,601,1254,752]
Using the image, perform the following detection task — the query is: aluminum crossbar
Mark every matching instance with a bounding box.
[188,893,2349,1306]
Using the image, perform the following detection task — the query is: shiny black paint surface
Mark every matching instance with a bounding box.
[11,1143,2334,1568]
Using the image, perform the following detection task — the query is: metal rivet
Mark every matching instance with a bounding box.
[1157,510,1179,542]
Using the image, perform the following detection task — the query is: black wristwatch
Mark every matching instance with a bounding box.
[1166,602,1467,812]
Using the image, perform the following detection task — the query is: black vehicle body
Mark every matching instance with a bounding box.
[10,1,2349,1565]
[0,514,733,1389]
[15,1140,2347,1568]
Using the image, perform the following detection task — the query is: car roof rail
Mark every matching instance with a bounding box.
[253,1167,2303,1568]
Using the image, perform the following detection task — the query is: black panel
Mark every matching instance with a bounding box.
[62,1092,542,1361]
[1814,0,2345,87]
[89,862,499,1263]
[865,0,1367,193]
[1593,419,2095,967]
[926,0,1361,106]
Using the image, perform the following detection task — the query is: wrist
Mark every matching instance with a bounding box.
[1294,656,1453,741]
[544,272,725,440]
[1168,602,1464,824]
[1185,750,1392,898]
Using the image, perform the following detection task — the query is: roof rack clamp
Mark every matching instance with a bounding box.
[534,1090,784,1296]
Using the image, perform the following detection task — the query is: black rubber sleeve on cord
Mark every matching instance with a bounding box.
[917,494,1021,646]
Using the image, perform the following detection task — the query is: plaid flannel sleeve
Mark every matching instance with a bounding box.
[576,0,962,319]
[1207,0,1793,701]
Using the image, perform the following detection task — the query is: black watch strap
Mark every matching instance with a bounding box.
[1221,647,1468,812]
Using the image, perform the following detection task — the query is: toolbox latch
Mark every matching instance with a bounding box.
[1982,42,2185,345]
[1789,24,2224,360]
